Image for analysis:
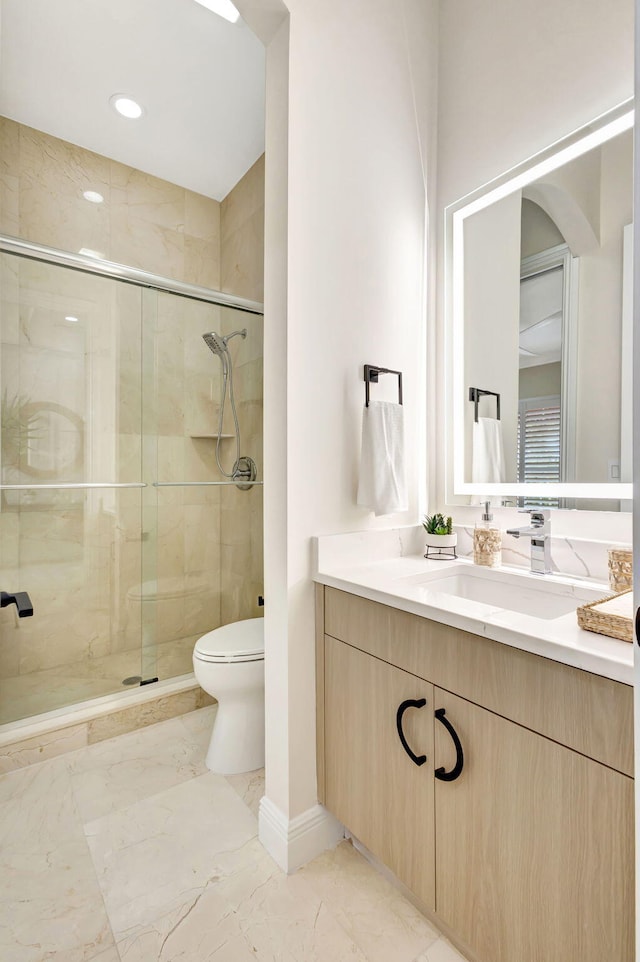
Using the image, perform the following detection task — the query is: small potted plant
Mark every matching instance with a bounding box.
[422,513,457,560]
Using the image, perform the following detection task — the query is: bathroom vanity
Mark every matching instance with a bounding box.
[314,554,634,962]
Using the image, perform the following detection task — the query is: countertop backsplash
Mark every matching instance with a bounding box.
[454,526,617,585]
[314,523,628,587]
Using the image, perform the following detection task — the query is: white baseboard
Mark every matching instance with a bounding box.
[258,796,344,873]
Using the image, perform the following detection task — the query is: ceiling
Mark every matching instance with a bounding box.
[0,0,266,201]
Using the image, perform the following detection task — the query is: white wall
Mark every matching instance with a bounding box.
[436,0,634,528]
[240,0,440,849]
[520,200,563,259]
[576,133,633,485]
[281,0,437,822]
[463,194,521,482]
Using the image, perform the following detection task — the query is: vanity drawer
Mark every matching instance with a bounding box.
[323,587,633,776]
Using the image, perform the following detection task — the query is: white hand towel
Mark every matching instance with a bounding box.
[357,401,408,517]
[472,417,506,484]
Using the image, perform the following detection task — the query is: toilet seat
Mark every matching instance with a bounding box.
[194,618,264,665]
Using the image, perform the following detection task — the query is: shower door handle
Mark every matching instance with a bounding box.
[1,591,33,618]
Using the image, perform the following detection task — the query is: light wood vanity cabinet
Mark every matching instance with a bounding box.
[325,635,436,908]
[316,586,634,962]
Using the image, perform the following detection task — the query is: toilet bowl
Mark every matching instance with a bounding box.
[192,618,264,775]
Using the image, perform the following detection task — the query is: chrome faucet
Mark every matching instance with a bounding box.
[506,509,552,575]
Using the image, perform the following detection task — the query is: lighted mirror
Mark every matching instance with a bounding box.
[446,102,633,511]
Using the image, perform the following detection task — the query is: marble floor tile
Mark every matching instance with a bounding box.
[67,711,210,822]
[0,758,81,848]
[87,950,122,962]
[179,703,217,742]
[0,759,115,962]
[84,770,258,939]
[214,853,371,962]
[125,836,374,962]
[414,937,471,962]
[224,766,265,818]
[116,838,278,961]
[297,841,439,962]
[117,889,258,961]
[0,710,471,962]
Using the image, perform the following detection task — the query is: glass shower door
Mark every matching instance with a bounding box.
[0,253,145,723]
[141,290,264,681]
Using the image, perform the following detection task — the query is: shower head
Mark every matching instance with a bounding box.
[202,331,228,356]
[202,329,248,356]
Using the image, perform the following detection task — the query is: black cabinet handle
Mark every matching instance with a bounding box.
[435,707,464,781]
[635,605,640,646]
[396,697,427,767]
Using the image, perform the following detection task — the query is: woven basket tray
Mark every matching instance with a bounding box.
[576,589,633,643]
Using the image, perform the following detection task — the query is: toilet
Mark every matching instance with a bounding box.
[192,618,265,775]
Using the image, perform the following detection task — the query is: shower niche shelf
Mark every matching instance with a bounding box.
[189,433,235,440]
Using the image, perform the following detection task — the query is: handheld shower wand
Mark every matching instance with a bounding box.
[201,330,256,489]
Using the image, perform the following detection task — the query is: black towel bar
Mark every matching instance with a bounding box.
[469,387,500,423]
[364,364,403,407]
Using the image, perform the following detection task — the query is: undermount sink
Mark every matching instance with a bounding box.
[399,565,606,620]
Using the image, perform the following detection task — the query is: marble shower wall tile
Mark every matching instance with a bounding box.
[19,124,111,257]
[220,155,264,244]
[1,116,221,287]
[220,207,264,303]
[220,154,264,304]
[220,485,264,625]
[0,116,20,176]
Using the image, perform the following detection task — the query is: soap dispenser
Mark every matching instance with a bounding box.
[473,502,501,567]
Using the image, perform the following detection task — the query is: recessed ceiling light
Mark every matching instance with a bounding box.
[83,190,104,204]
[78,247,105,259]
[65,315,79,323]
[193,0,240,23]
[109,94,143,119]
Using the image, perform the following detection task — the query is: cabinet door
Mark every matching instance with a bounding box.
[434,688,634,962]
[324,635,436,909]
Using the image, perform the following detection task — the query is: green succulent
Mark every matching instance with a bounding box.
[422,513,453,536]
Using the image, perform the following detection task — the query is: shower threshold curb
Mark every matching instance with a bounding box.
[0,675,215,773]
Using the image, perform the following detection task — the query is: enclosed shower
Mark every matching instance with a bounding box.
[0,239,264,727]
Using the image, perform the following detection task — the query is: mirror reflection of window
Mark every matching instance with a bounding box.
[518,257,564,508]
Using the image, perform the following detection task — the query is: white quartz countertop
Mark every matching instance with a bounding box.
[314,553,634,686]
